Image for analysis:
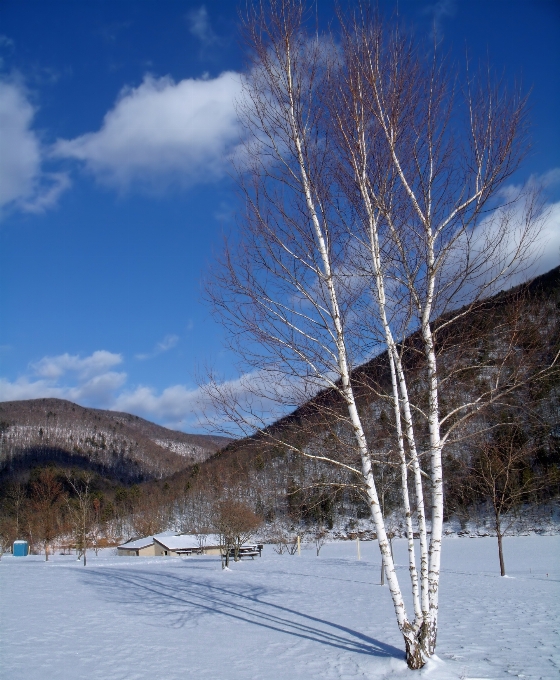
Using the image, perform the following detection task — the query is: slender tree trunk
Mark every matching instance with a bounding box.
[421,265,444,658]
[496,514,506,576]
[351,135,428,628]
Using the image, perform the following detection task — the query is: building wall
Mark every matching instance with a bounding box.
[153,541,169,556]
[139,544,155,556]
[118,542,224,557]
[117,548,134,556]
[202,546,222,556]
[154,542,197,556]
[152,540,223,556]
[117,544,155,556]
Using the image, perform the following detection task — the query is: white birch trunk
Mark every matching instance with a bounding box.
[422,256,444,655]
[350,112,429,634]
[284,48,426,668]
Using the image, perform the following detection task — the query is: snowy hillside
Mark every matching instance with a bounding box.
[0,398,231,482]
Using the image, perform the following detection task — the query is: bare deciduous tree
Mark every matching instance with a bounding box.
[310,524,327,556]
[213,499,261,567]
[465,426,549,576]
[204,0,555,668]
[31,468,65,561]
[65,471,95,567]
[179,483,217,551]
[0,481,29,557]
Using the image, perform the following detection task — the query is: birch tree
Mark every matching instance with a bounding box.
[204,0,553,668]
[66,471,94,567]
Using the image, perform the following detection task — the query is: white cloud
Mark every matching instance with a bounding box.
[484,170,560,284]
[135,334,179,360]
[434,170,560,306]
[0,371,126,406]
[53,72,243,191]
[539,168,560,188]
[187,6,219,47]
[0,35,15,49]
[0,80,40,207]
[535,200,560,276]
[113,384,204,427]
[111,370,283,432]
[0,79,70,216]
[423,0,457,39]
[18,172,71,214]
[0,377,63,402]
[0,350,126,408]
[0,348,211,431]
[0,346,285,433]
[67,371,127,403]
[31,350,123,380]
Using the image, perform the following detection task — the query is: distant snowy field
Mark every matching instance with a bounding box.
[1,537,558,680]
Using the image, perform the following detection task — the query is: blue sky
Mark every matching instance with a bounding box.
[1,0,559,432]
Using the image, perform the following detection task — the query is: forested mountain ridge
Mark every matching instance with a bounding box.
[0,398,231,483]
[174,266,560,527]
[210,265,559,451]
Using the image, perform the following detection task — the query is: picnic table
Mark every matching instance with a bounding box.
[227,544,264,559]
[175,548,202,556]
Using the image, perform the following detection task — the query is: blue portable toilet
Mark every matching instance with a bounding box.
[13,540,29,556]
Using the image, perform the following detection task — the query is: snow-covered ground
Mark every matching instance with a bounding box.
[1,536,558,679]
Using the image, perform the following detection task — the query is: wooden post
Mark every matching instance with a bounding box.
[297,534,301,556]
[356,536,361,560]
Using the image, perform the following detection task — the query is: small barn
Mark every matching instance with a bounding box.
[153,534,222,557]
[13,540,29,557]
[117,537,156,557]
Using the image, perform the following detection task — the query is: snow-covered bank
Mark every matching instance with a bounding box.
[1,536,558,679]
[311,503,560,543]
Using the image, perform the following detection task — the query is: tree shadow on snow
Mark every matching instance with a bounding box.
[81,567,403,660]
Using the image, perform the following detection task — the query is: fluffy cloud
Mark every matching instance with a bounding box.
[69,371,127,403]
[0,377,63,402]
[111,370,286,432]
[53,72,243,190]
[430,170,560,304]
[0,347,284,433]
[480,173,560,286]
[0,79,70,215]
[113,384,205,428]
[0,371,127,407]
[31,350,123,380]
[0,350,126,408]
[0,349,223,431]
[531,200,560,277]
[0,80,39,208]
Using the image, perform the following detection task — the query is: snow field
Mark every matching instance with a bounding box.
[1,536,558,680]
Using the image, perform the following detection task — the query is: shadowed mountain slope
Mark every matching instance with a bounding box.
[0,398,231,483]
